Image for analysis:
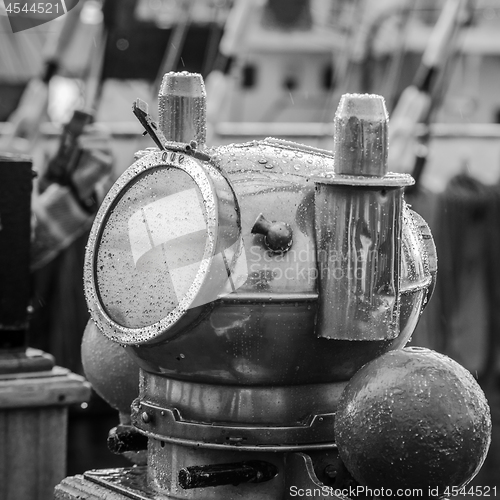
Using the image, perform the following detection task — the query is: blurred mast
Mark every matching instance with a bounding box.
[319,0,364,124]
[360,0,414,103]
[388,0,472,184]
[153,0,195,98]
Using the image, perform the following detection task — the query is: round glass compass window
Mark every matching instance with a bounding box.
[85,150,241,344]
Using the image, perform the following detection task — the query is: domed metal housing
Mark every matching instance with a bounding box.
[81,77,438,497]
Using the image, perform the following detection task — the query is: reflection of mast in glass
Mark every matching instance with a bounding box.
[139,205,172,302]
[221,250,236,293]
[129,188,206,302]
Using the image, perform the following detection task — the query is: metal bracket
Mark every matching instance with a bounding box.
[132,400,337,451]
[132,98,211,162]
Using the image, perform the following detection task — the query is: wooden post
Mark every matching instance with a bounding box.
[0,349,91,500]
[55,477,131,500]
[0,154,91,499]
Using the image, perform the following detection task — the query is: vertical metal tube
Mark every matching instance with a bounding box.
[315,185,402,340]
[158,71,207,147]
[0,154,33,348]
[315,94,408,341]
[333,93,388,177]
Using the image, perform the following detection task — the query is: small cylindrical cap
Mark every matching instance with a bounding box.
[158,71,207,146]
[333,93,388,177]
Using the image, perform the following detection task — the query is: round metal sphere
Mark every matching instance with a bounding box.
[334,347,491,497]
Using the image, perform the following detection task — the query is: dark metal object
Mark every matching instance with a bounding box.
[324,464,338,479]
[0,155,59,373]
[132,98,166,151]
[148,441,286,498]
[107,425,148,455]
[0,154,33,344]
[251,213,293,253]
[179,460,278,489]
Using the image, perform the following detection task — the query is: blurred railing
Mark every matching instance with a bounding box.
[1,121,500,190]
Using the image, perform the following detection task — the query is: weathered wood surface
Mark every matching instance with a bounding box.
[0,365,91,500]
[0,366,90,410]
[55,475,134,500]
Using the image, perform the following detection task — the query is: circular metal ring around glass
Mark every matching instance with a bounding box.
[84,150,239,345]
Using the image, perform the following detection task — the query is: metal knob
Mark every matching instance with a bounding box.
[107,425,148,454]
[251,213,293,253]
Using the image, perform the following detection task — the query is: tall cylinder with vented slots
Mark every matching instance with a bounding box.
[314,94,413,341]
